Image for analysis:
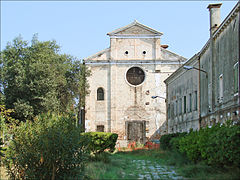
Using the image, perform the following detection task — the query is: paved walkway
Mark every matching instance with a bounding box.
[125,159,185,180]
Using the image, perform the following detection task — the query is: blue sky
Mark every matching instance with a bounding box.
[1,1,238,59]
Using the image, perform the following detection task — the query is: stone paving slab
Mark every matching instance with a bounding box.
[129,159,185,180]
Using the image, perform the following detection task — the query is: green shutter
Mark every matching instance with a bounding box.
[194,91,198,111]
[234,62,239,93]
[189,93,192,112]
[184,96,187,113]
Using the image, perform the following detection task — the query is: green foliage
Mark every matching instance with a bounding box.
[66,60,91,128]
[85,148,240,180]
[177,122,240,167]
[82,132,118,154]
[0,105,16,150]
[0,105,13,162]
[0,105,14,132]
[0,35,90,121]
[67,60,91,108]
[178,131,202,163]
[92,152,111,163]
[160,132,187,150]
[3,112,89,179]
[161,123,240,168]
[0,138,5,159]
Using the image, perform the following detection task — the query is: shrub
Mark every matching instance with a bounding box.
[3,112,89,179]
[0,105,13,164]
[178,130,202,163]
[0,105,15,145]
[160,132,187,150]
[0,138,5,159]
[82,132,118,155]
[160,134,175,150]
[178,122,240,167]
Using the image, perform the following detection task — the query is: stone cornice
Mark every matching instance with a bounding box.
[109,34,161,39]
[213,2,240,40]
[85,60,184,65]
[164,53,199,84]
[107,20,163,36]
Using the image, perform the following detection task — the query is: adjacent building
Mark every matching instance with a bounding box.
[165,2,240,133]
[85,21,186,146]
[164,54,200,133]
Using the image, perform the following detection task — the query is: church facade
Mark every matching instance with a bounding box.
[85,21,186,146]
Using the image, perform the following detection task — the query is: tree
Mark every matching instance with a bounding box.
[66,60,90,129]
[0,35,89,121]
[0,53,4,105]
[0,105,13,163]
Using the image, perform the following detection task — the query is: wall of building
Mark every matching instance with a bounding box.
[165,55,199,133]
[200,5,239,126]
[110,38,161,60]
[85,61,182,146]
[164,2,240,134]
[85,21,186,146]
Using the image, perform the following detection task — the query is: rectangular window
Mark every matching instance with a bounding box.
[219,74,223,102]
[96,125,104,132]
[234,62,239,94]
[179,98,182,115]
[176,100,178,116]
[171,104,174,119]
[189,93,192,112]
[168,104,170,119]
[208,84,212,111]
[184,96,187,113]
[194,91,198,111]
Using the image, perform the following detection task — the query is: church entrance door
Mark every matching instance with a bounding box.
[126,121,146,144]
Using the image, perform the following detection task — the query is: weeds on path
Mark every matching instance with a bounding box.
[86,149,240,180]
[85,149,183,179]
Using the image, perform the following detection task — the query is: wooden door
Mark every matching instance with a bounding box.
[126,121,146,143]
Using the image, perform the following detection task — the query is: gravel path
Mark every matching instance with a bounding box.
[126,159,185,180]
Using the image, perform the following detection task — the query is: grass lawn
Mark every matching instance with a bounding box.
[85,149,184,179]
[1,149,239,179]
[85,149,240,180]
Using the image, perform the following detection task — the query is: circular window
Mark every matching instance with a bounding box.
[125,51,128,55]
[143,51,146,55]
[126,67,145,86]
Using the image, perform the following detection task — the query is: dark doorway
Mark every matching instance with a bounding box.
[126,121,146,143]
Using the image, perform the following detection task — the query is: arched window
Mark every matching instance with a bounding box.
[97,88,104,101]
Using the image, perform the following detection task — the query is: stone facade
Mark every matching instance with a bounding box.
[164,54,199,133]
[85,21,186,146]
[164,2,240,134]
[200,3,240,126]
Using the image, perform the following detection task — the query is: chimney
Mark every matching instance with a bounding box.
[161,45,169,49]
[207,3,222,35]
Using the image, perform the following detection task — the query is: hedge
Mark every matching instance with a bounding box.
[161,121,240,168]
[81,132,118,154]
[178,122,240,167]
[160,132,187,150]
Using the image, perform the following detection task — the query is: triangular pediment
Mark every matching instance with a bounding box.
[107,20,163,36]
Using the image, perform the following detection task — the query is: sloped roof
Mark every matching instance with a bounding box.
[107,20,163,36]
[161,48,187,62]
[85,48,110,60]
